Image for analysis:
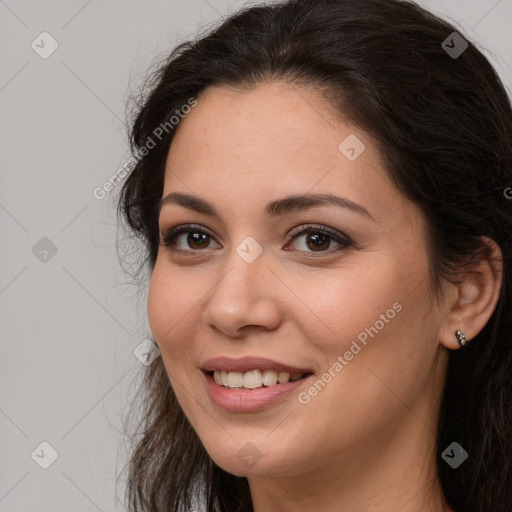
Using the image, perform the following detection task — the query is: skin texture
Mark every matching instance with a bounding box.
[147,81,502,512]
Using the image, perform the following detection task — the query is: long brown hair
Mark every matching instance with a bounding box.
[116,1,512,510]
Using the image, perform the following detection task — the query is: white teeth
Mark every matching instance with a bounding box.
[277,371,290,383]
[212,369,306,389]
[243,370,262,389]
[227,372,244,388]
[262,369,278,386]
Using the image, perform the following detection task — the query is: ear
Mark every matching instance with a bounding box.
[439,236,503,350]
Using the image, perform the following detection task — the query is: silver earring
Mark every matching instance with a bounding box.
[455,330,467,347]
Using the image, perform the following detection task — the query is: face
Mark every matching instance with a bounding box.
[147,81,449,481]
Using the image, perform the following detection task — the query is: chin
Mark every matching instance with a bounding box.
[209,453,280,478]
[200,435,301,479]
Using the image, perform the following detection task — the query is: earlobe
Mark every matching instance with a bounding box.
[439,236,503,350]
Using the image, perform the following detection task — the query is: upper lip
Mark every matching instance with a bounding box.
[201,356,314,374]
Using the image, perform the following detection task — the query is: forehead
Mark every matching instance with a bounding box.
[162,82,414,228]
[169,81,347,161]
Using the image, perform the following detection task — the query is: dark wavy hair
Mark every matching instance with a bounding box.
[116,0,512,510]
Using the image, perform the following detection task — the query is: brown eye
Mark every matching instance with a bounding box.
[286,225,353,255]
[303,232,331,251]
[160,224,219,252]
[179,232,212,250]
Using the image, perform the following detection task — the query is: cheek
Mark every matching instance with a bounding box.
[147,266,170,343]
[302,264,404,355]
[305,257,434,397]
[317,279,438,418]
[147,266,199,412]
[147,263,194,360]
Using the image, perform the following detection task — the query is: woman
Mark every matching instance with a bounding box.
[117,0,512,510]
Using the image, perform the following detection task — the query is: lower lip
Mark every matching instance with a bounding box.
[203,371,313,412]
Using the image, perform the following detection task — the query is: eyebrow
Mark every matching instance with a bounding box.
[159,192,376,221]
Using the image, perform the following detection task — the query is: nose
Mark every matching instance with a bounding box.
[202,247,282,338]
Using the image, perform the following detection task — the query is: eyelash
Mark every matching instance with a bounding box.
[159,223,353,257]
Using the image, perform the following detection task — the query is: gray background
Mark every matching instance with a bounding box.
[0,0,510,511]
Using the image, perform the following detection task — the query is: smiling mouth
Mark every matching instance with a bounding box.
[208,369,314,389]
